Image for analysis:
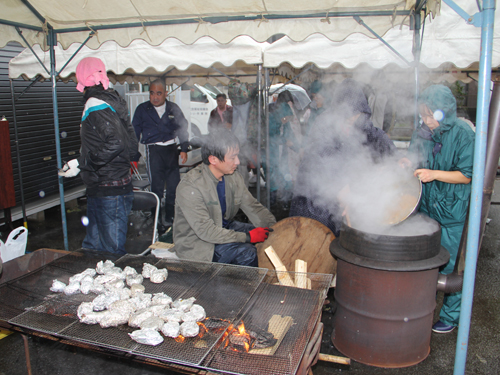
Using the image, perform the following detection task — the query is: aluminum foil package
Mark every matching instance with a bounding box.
[123,266,138,276]
[180,321,200,337]
[142,263,157,279]
[50,279,66,293]
[151,292,172,306]
[149,304,168,317]
[182,304,206,322]
[158,308,184,323]
[150,268,168,284]
[129,309,154,328]
[129,328,164,346]
[140,316,165,331]
[172,297,196,312]
[79,311,108,325]
[64,282,81,296]
[108,299,136,316]
[100,310,130,328]
[77,302,94,319]
[161,321,180,338]
[126,274,143,287]
[92,292,120,311]
[130,284,145,296]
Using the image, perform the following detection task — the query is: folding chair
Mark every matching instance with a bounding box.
[126,191,160,255]
[131,162,151,191]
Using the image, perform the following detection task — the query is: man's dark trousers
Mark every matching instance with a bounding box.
[146,143,180,224]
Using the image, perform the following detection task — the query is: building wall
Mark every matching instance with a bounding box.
[0,42,84,214]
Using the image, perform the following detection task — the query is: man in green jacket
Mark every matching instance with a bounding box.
[401,85,475,333]
[173,130,276,266]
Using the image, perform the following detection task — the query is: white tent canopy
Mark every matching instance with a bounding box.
[264,1,500,83]
[9,36,268,85]
[9,1,496,86]
[0,0,437,50]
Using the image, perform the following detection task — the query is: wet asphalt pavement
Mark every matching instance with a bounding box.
[0,178,499,375]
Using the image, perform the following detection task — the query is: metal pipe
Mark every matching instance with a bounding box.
[436,273,464,294]
[264,68,270,210]
[15,27,51,76]
[56,32,95,76]
[21,334,33,375]
[353,16,412,67]
[48,28,69,251]
[454,1,495,373]
[413,8,422,129]
[257,64,262,203]
[9,80,27,228]
[45,11,413,34]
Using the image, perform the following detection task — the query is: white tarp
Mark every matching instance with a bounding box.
[264,0,500,83]
[0,0,437,50]
[9,36,267,85]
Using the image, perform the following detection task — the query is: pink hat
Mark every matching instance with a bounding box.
[75,57,110,93]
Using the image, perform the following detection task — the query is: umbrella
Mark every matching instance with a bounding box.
[269,83,311,110]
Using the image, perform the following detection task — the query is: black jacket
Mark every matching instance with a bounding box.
[78,86,139,196]
[132,100,189,152]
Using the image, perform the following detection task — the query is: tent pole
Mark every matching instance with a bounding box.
[9,79,28,228]
[48,28,69,251]
[256,64,262,203]
[454,0,495,374]
[264,68,271,209]
[412,8,422,129]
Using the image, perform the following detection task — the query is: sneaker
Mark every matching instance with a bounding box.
[432,320,456,333]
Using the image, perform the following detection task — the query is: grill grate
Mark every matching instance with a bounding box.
[203,280,325,375]
[3,250,332,374]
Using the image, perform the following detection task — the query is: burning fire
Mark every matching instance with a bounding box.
[175,335,185,343]
[224,321,253,353]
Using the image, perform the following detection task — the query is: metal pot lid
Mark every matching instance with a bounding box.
[330,238,450,271]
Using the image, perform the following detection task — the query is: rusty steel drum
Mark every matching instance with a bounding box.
[330,214,450,368]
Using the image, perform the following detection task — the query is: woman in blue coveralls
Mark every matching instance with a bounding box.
[400,84,475,333]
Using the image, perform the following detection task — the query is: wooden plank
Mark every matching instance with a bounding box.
[295,259,307,289]
[264,246,295,286]
[249,315,293,355]
[275,266,295,287]
[264,246,285,269]
[306,278,312,290]
[318,353,351,365]
[257,217,337,276]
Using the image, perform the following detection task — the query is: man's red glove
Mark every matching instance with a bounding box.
[248,227,273,243]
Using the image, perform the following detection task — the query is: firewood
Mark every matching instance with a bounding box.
[249,315,293,355]
[295,259,307,289]
[307,278,312,290]
[265,246,295,287]
[149,242,175,249]
[318,353,351,365]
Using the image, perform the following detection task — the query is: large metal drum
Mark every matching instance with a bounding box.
[330,214,450,368]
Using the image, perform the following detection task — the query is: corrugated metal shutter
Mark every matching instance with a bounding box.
[0,42,84,207]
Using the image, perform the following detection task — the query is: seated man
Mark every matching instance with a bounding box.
[173,130,276,266]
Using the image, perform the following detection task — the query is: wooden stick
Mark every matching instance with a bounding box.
[295,259,307,288]
[264,246,285,268]
[275,266,296,287]
[306,278,312,290]
[318,353,351,365]
[249,315,293,355]
[265,246,295,287]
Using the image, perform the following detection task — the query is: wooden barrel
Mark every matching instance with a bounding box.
[257,216,337,275]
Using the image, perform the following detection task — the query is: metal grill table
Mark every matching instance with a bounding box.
[0,249,332,375]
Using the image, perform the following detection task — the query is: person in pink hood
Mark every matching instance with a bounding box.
[59,57,139,254]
